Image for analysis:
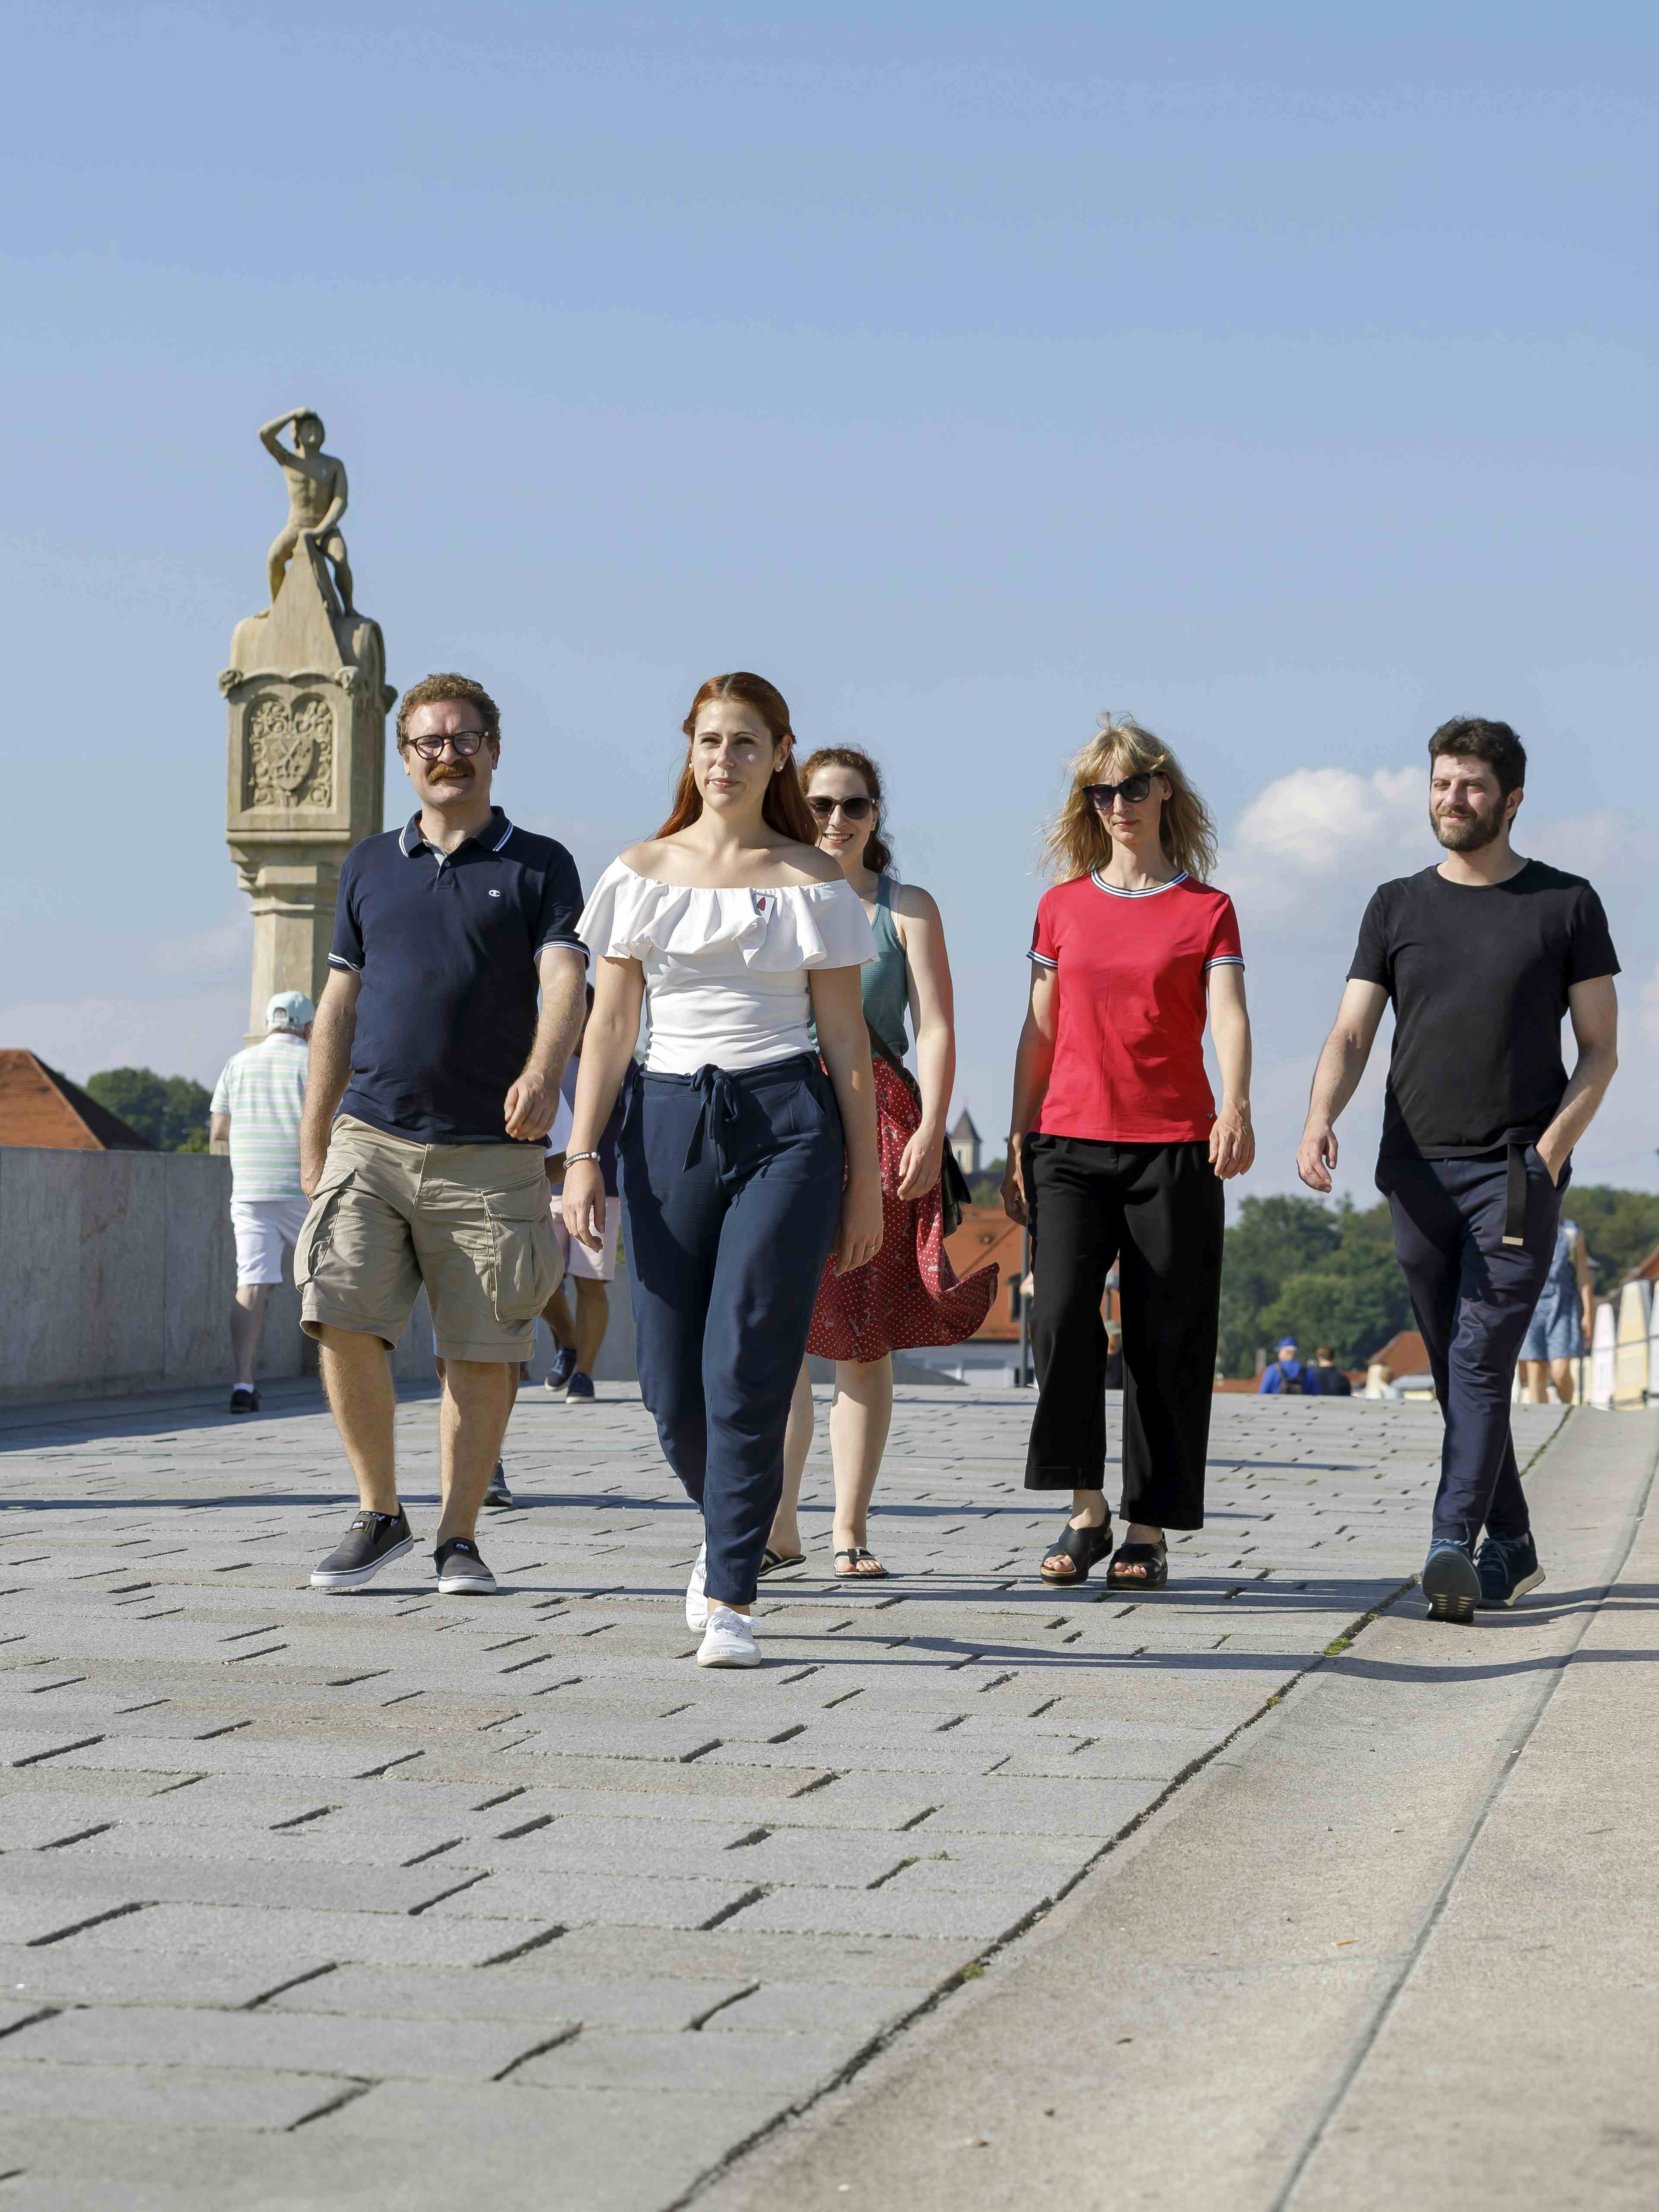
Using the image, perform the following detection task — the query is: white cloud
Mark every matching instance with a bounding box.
[1218,763,1423,926]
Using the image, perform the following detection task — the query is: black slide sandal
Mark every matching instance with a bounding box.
[1106,1538,1168,1592]
[1039,1518,1113,1586]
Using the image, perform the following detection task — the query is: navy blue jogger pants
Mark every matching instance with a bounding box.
[620,1055,845,1608]
[1380,1146,1566,1547]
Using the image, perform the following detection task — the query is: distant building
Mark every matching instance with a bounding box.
[0,1051,156,1152]
[1365,1328,1427,1380]
[949,1108,982,1177]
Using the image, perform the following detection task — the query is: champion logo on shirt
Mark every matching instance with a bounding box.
[486,889,502,899]
[751,891,772,915]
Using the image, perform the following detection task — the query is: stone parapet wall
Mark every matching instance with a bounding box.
[0,1148,433,1406]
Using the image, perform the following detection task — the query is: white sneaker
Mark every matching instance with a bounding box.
[697,1604,759,1668]
[685,1541,708,1632]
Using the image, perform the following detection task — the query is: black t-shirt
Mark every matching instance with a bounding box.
[330,808,586,1145]
[1349,860,1618,1159]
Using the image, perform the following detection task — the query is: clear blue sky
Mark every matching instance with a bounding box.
[4,2,1656,1196]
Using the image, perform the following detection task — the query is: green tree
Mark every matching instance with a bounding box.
[1564,1185,1659,1289]
[1218,1194,1414,1375]
[85,1067,213,1152]
[1217,1195,1341,1377]
[968,1155,1007,1206]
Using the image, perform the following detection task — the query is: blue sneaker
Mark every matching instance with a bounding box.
[546,1345,578,1393]
[1421,1538,1480,1625]
[1475,1531,1545,1608]
[564,1370,596,1405]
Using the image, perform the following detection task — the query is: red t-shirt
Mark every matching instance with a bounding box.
[1028,871,1244,1142]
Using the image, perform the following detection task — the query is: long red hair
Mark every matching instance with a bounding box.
[655,672,818,845]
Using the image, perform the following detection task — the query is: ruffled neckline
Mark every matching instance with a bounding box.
[583,858,874,972]
[610,859,849,899]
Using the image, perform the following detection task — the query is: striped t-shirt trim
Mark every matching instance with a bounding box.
[1089,868,1189,898]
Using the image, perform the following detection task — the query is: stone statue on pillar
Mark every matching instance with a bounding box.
[220,408,393,1045]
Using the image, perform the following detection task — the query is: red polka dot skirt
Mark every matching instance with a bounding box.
[807,1058,999,1363]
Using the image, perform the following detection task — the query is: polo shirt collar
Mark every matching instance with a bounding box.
[400,806,516,859]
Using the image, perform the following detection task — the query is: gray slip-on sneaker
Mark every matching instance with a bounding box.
[311,1509,414,1591]
[434,1537,498,1596]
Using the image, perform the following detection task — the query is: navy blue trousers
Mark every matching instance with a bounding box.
[1380,1147,1567,1547]
[620,1056,845,1607]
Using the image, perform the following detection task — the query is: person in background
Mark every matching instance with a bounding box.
[542,987,623,1407]
[768,745,995,1581]
[1366,1361,1402,1401]
[1299,716,1618,1619]
[1306,1345,1353,1397]
[1102,1318,1125,1392]
[1258,1336,1306,1395]
[210,990,314,1414]
[298,673,584,1598]
[1004,712,1254,1593]
[1518,1215,1594,1404]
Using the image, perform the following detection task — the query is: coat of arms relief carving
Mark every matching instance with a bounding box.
[245,693,335,810]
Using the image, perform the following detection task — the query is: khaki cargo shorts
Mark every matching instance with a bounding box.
[296,1116,563,1363]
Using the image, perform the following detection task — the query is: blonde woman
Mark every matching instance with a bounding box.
[1003,714,1254,1591]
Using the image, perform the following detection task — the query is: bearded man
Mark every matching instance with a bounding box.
[1297,718,1619,1622]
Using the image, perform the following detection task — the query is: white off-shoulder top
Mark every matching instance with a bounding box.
[578,859,877,1075]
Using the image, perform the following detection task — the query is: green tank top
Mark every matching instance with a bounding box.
[862,875,910,1062]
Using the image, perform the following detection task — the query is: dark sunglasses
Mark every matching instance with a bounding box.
[807,795,874,821]
[1083,773,1154,808]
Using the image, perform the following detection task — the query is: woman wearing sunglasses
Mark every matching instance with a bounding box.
[766,747,997,1579]
[1004,713,1254,1591]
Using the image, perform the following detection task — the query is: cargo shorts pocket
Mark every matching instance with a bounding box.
[293,1168,358,1292]
[481,1187,564,1323]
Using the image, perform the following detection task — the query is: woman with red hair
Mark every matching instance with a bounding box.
[563,675,882,1668]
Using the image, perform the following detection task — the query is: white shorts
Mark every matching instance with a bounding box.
[231,1194,309,1287]
[553,1196,621,1284]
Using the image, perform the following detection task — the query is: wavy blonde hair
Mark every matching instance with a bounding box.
[1042,712,1218,884]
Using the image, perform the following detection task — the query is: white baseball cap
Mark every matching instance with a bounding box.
[266,991,315,1031]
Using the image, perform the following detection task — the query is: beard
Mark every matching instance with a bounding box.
[1432,800,1503,852]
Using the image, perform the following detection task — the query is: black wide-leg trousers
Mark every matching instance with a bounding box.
[1024,1135,1224,1528]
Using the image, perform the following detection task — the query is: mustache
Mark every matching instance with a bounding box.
[429,764,474,781]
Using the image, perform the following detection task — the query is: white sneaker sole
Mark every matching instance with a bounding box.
[697,1635,760,1668]
[436,1571,499,1596]
[310,1534,414,1590]
[1499,1566,1546,1607]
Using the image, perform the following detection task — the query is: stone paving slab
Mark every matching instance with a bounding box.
[0,1378,1561,2206]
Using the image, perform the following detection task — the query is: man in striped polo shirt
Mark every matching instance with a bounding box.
[210,991,313,1414]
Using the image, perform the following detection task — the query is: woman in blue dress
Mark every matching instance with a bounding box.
[1517,1216,1593,1405]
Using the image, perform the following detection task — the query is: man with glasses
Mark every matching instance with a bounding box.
[297,672,587,1597]
[1298,718,1619,1621]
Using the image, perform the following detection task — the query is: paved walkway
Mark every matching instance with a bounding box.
[0,1380,1603,2208]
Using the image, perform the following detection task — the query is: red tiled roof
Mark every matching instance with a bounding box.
[0,1051,156,1152]
[944,1206,1027,1341]
[1366,1328,1427,1377]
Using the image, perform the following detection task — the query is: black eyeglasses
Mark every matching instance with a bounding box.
[405,729,489,761]
[807,795,874,822]
[1083,773,1154,808]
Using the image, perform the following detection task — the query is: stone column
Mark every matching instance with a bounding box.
[221,537,393,1044]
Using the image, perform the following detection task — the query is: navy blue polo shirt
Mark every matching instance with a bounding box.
[329,807,586,1145]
